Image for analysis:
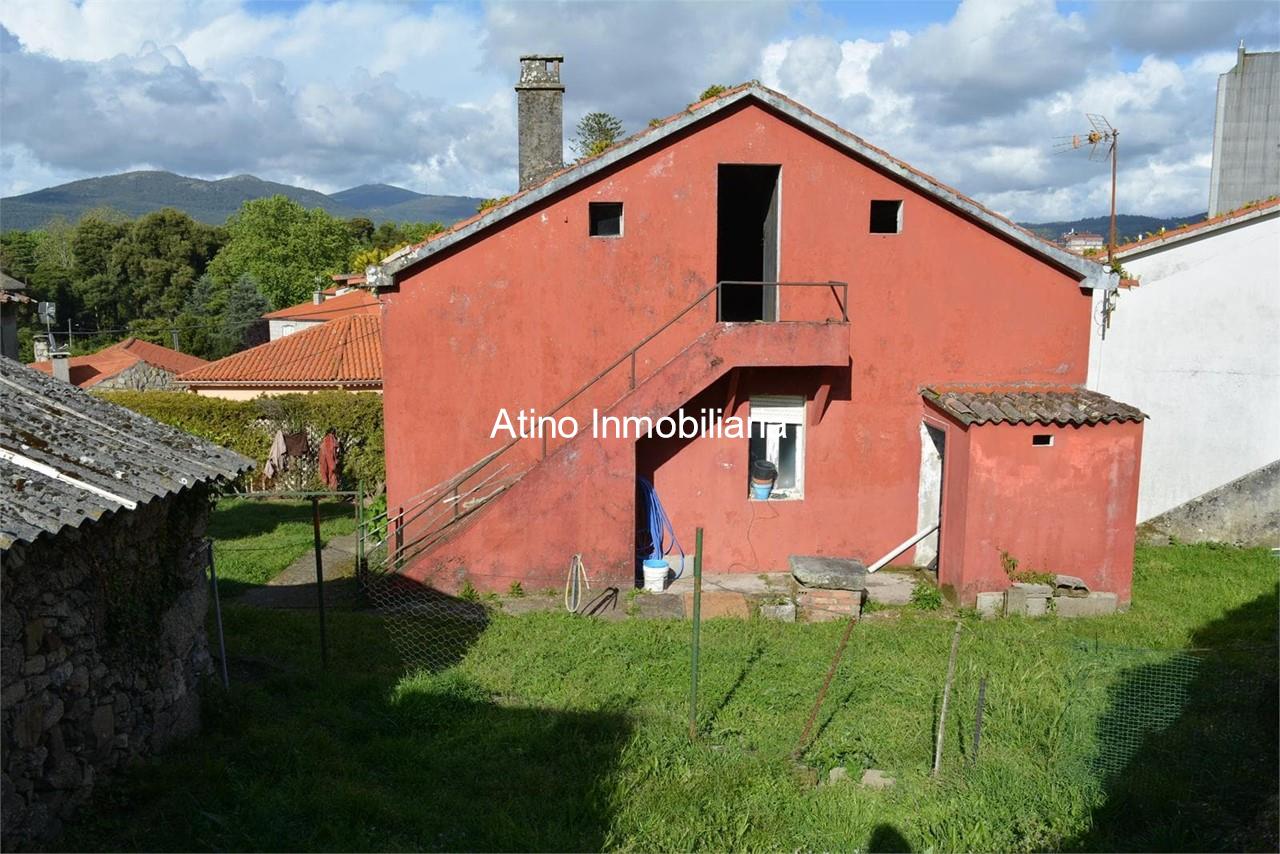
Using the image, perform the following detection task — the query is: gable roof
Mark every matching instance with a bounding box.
[1,359,252,549]
[28,337,208,389]
[922,385,1145,427]
[369,83,1115,291]
[262,287,381,321]
[1114,197,1280,260]
[178,314,381,388]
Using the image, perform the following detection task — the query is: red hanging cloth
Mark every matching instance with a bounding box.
[318,432,340,490]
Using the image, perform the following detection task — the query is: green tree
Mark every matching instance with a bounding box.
[572,112,625,159]
[110,208,224,322]
[208,196,356,309]
[71,213,130,327]
[0,230,39,283]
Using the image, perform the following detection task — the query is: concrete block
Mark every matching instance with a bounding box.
[759,602,796,622]
[827,766,850,785]
[975,592,1003,619]
[1054,575,1090,597]
[682,591,751,620]
[864,572,914,605]
[860,769,895,789]
[1005,583,1051,617]
[1055,592,1119,618]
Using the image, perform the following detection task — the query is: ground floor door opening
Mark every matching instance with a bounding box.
[915,422,946,569]
[717,164,780,322]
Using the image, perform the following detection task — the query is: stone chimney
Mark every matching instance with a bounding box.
[50,348,70,383]
[515,55,565,191]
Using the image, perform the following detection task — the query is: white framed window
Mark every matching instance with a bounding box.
[748,395,805,499]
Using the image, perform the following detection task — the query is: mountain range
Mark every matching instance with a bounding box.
[0,170,1205,243]
[1018,212,1207,244]
[0,171,485,230]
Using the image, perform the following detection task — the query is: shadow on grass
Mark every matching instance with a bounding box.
[59,606,632,852]
[1069,586,1279,852]
[208,498,354,541]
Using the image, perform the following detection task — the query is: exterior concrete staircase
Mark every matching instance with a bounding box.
[365,284,849,592]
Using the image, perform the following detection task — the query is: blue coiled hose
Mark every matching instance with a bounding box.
[636,476,685,579]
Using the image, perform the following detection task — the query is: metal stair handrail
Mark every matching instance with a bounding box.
[369,280,849,566]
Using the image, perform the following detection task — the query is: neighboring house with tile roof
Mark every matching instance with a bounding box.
[262,283,379,341]
[178,314,381,399]
[27,337,208,390]
[1087,198,1280,537]
[369,61,1142,607]
[1,358,251,846]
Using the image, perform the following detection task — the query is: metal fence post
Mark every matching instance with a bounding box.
[689,526,703,741]
[355,480,365,583]
[311,496,328,668]
[206,541,230,689]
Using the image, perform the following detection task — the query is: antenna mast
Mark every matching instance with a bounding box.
[1053,113,1119,261]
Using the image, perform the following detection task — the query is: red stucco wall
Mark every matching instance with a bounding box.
[934,415,1144,604]
[382,99,1120,589]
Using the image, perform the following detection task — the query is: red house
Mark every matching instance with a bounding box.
[373,63,1142,605]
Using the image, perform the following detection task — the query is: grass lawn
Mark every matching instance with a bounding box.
[207,498,358,595]
[62,545,1277,852]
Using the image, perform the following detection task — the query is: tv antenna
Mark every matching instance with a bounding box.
[1054,113,1119,262]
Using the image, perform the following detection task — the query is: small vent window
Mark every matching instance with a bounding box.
[870,200,903,234]
[589,202,623,237]
[1032,434,1054,447]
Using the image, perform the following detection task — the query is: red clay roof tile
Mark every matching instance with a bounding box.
[178,315,381,387]
[262,288,381,321]
[27,338,208,389]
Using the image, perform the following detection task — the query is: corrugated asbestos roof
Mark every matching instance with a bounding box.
[370,83,1114,291]
[0,359,253,549]
[178,314,381,388]
[28,337,208,389]
[922,386,1146,427]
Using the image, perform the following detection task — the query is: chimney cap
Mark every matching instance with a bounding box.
[517,55,564,90]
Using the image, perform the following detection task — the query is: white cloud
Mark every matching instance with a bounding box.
[0,0,1269,220]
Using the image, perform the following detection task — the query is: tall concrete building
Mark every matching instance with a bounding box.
[1208,43,1280,216]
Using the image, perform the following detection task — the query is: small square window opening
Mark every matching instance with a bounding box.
[589,202,623,237]
[748,396,806,499]
[870,199,903,234]
[1032,434,1054,447]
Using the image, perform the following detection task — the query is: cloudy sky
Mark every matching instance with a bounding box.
[1,0,1276,221]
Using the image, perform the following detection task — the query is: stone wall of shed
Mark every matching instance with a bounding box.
[1,485,213,847]
[92,362,181,391]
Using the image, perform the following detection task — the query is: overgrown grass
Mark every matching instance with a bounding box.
[207,498,357,595]
[62,545,1277,852]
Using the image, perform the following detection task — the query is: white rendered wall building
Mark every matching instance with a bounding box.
[1087,202,1280,521]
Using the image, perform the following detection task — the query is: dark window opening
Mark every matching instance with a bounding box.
[589,202,623,237]
[1032,434,1054,446]
[717,164,780,322]
[870,199,902,234]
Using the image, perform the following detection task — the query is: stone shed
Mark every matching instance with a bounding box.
[0,358,251,847]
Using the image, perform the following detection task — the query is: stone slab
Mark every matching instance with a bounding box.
[631,594,684,620]
[864,572,914,605]
[1054,575,1090,597]
[1055,592,1119,618]
[790,555,867,591]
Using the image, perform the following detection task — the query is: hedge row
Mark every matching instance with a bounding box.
[98,391,385,489]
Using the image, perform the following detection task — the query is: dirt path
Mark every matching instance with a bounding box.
[237,531,362,609]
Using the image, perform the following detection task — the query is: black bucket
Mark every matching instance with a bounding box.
[751,459,778,482]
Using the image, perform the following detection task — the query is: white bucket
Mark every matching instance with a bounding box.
[642,559,669,592]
